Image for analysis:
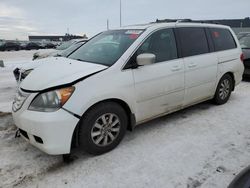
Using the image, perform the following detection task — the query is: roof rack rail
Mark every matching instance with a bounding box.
[155,19,193,23]
[154,19,220,25]
[155,19,178,23]
[176,19,193,23]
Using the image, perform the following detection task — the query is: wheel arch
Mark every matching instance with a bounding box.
[71,98,135,149]
[86,98,136,132]
[224,72,235,91]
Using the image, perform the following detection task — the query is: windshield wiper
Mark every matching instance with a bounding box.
[75,58,85,62]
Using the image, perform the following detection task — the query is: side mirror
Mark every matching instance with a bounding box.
[136,53,156,66]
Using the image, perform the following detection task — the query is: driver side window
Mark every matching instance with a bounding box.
[137,28,178,63]
[125,28,178,69]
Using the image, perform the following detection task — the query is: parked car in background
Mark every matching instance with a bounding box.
[25,42,41,50]
[19,41,29,50]
[0,41,20,51]
[239,33,250,77]
[13,41,86,82]
[55,40,85,57]
[38,41,57,49]
[33,39,87,60]
[43,42,56,49]
[237,32,250,40]
[12,22,243,159]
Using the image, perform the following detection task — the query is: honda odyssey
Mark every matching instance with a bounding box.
[12,21,244,157]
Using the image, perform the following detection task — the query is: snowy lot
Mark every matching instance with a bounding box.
[0,49,54,112]
[0,51,250,188]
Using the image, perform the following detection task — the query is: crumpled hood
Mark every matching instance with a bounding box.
[20,57,107,91]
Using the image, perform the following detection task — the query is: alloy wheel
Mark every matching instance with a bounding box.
[91,113,121,147]
[219,79,230,100]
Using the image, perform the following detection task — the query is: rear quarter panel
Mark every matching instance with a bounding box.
[217,48,244,87]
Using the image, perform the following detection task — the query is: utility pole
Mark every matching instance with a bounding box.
[120,0,122,27]
[107,19,109,30]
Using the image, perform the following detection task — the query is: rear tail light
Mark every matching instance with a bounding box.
[240,53,245,63]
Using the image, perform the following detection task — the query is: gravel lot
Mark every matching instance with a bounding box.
[0,51,250,188]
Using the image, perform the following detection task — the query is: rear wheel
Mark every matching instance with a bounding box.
[78,102,128,155]
[213,74,233,105]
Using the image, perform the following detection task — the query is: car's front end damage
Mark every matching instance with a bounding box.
[12,57,107,155]
[12,88,79,154]
[13,68,33,83]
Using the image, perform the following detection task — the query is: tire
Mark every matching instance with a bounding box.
[213,74,233,105]
[78,102,128,155]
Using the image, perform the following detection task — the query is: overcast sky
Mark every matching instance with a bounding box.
[0,0,249,40]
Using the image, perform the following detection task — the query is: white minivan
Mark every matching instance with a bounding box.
[12,22,244,157]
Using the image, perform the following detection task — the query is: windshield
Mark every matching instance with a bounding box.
[239,35,250,49]
[68,29,144,66]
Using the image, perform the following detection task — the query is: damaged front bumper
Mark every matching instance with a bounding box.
[13,108,79,155]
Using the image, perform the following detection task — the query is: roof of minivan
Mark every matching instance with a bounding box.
[120,22,230,31]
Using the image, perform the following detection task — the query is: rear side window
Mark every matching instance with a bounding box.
[177,27,209,57]
[210,28,237,51]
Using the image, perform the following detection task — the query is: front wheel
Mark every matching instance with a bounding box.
[213,74,233,105]
[78,102,128,155]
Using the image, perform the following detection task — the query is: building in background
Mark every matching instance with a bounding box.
[29,33,87,42]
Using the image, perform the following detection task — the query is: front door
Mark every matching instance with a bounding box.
[131,28,185,122]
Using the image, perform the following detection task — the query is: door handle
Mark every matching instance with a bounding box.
[188,63,197,68]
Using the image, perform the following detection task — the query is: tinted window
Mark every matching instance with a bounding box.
[136,29,178,63]
[177,27,209,57]
[210,28,237,51]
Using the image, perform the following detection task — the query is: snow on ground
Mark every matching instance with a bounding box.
[0,49,53,112]
[1,51,250,188]
[0,49,55,64]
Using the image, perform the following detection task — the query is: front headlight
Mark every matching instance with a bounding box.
[28,86,75,112]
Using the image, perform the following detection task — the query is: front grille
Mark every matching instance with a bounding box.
[19,129,29,140]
